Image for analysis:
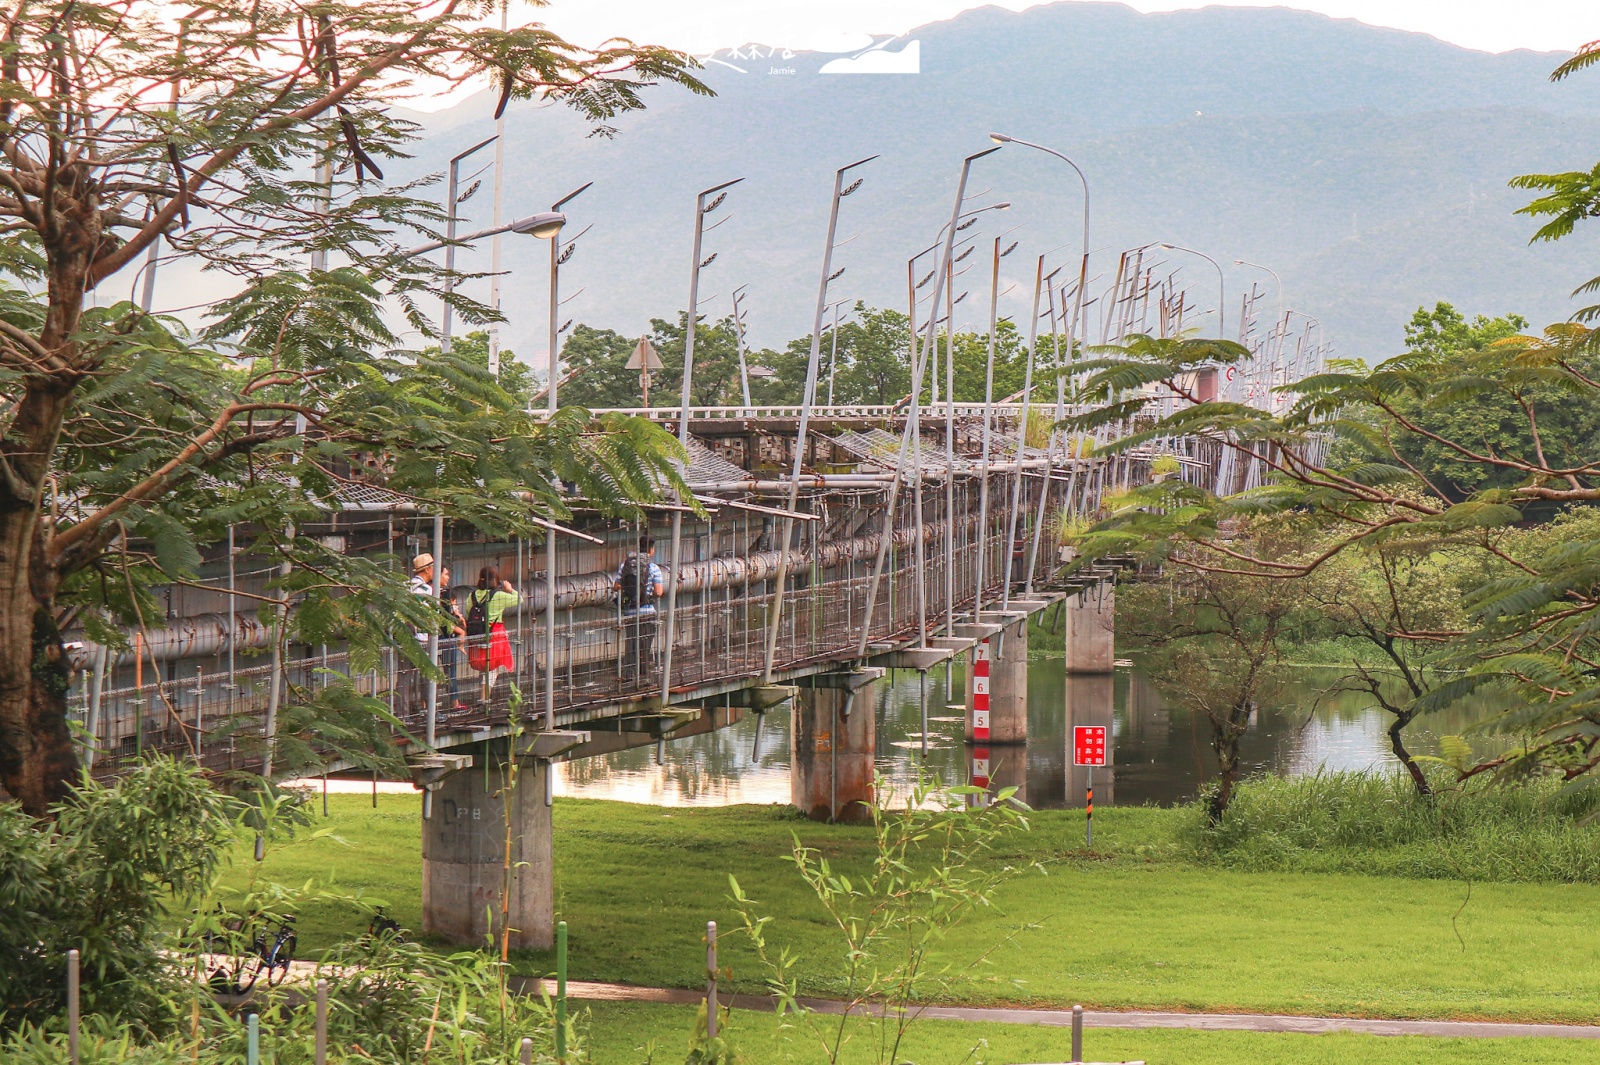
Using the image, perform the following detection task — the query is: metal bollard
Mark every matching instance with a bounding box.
[67,949,80,1065]
[1071,1003,1083,1063]
[520,1036,533,1065]
[706,920,719,1039]
[556,921,568,1064]
[315,979,328,1065]
[247,1013,260,1065]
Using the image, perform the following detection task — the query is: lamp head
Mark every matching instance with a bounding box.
[989,132,1013,144]
[1158,242,1176,250]
[510,211,568,239]
[994,201,1012,210]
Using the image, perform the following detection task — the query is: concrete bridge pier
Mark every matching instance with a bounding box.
[419,733,584,951]
[1065,586,1116,673]
[791,669,883,823]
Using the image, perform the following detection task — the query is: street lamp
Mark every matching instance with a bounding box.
[398,210,566,258]
[1233,258,1283,323]
[858,143,1002,660]
[989,133,1091,360]
[1158,242,1226,339]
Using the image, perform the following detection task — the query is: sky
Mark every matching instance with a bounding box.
[535,0,1596,56]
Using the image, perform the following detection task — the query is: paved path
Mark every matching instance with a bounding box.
[530,979,1600,1041]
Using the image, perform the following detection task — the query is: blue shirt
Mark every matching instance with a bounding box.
[616,555,666,616]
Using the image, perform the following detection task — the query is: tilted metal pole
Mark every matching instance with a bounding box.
[975,238,1001,614]
[663,177,742,703]
[732,286,753,410]
[441,136,498,354]
[486,4,508,375]
[944,261,957,636]
[1001,256,1047,611]
[1026,278,1071,594]
[826,298,846,406]
[763,156,875,682]
[857,146,1000,658]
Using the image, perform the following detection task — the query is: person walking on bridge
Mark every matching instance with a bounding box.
[615,534,665,684]
[465,566,519,702]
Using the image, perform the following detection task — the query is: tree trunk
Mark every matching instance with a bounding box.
[0,522,76,816]
[1207,733,1241,825]
[1388,711,1432,798]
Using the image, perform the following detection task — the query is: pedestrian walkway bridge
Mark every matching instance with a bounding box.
[63,402,1223,951]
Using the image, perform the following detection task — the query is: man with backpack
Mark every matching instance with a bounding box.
[614,534,665,682]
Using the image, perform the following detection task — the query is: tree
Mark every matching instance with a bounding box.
[418,330,536,405]
[939,319,1029,403]
[1115,522,1301,822]
[648,311,744,408]
[1386,303,1600,505]
[0,1,706,814]
[1065,316,1600,782]
[764,303,913,406]
[1302,539,1480,795]
[559,324,644,408]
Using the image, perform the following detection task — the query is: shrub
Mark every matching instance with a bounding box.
[1185,770,1600,881]
[0,758,232,1031]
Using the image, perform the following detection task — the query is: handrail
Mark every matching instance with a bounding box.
[585,402,1054,421]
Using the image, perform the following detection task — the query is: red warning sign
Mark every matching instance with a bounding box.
[1073,725,1108,767]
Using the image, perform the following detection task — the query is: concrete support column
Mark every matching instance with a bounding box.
[422,746,554,950]
[1064,673,1115,809]
[966,617,1028,744]
[791,670,880,823]
[1065,585,1115,673]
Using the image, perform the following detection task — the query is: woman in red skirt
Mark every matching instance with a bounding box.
[465,566,520,700]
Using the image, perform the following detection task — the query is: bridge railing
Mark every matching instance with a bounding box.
[588,403,1045,422]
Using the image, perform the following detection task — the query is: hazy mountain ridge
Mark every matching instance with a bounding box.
[382,1,1600,367]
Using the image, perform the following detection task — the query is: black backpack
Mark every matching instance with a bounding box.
[618,555,654,610]
[465,590,489,638]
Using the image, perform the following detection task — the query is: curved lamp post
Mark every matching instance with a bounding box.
[1157,241,1226,340]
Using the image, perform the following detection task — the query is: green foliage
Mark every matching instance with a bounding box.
[1380,303,1600,502]
[647,313,748,408]
[763,303,912,406]
[728,769,1035,1065]
[560,325,649,408]
[0,758,232,1030]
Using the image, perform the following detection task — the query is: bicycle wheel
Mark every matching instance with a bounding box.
[233,959,261,994]
[264,933,296,987]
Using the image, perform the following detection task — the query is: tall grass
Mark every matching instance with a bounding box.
[1186,770,1600,882]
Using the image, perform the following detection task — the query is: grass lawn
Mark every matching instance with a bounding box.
[228,794,1600,1024]
[584,1002,1600,1065]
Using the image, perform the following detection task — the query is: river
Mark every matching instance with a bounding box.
[554,658,1502,808]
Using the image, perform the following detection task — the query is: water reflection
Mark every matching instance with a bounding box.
[552,661,1503,808]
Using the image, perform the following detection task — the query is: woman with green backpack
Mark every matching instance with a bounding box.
[465,565,520,700]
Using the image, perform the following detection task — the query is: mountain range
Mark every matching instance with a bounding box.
[384,2,1600,365]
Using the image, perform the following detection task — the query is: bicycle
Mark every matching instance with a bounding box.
[362,906,403,945]
[206,913,297,993]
